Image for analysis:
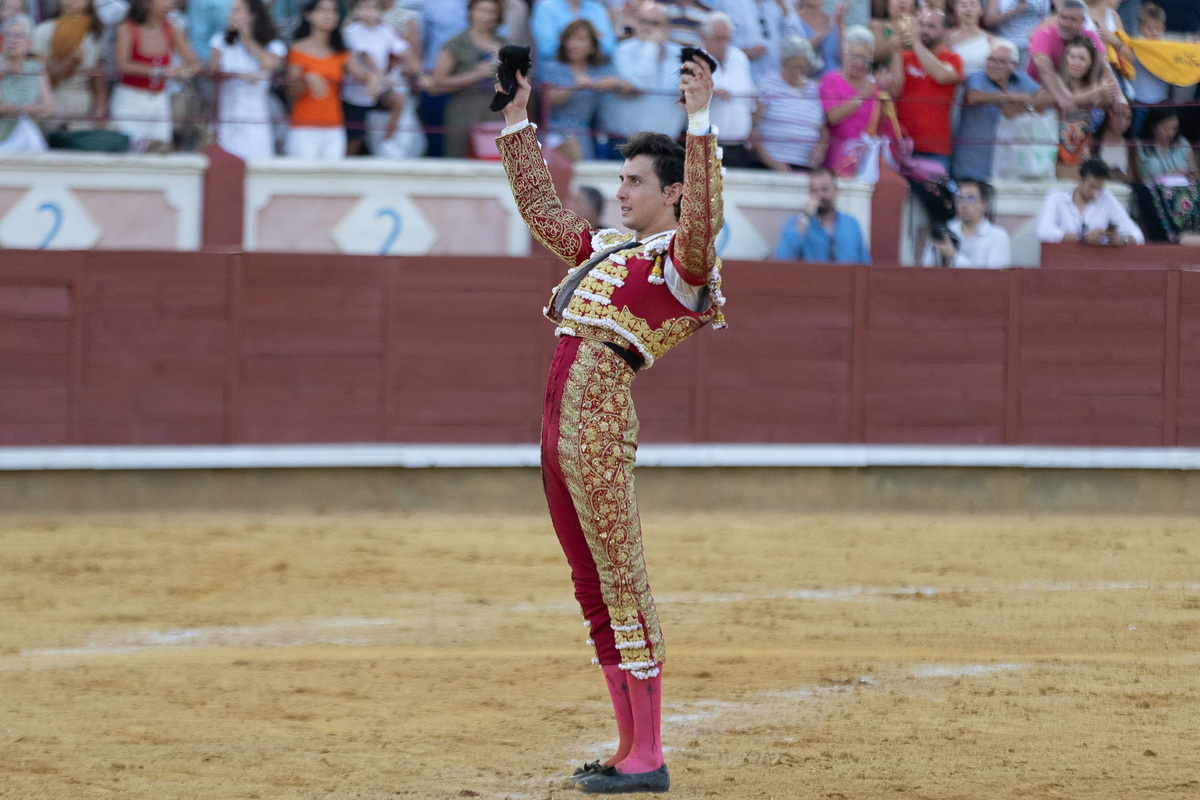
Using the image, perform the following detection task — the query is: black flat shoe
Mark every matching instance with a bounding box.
[569,760,604,783]
[576,764,669,794]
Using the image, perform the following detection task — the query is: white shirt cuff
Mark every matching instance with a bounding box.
[687,105,712,136]
[500,118,532,136]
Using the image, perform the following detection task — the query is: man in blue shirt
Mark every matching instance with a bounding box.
[773,168,871,264]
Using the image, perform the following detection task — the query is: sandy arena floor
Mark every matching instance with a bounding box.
[1,511,1198,799]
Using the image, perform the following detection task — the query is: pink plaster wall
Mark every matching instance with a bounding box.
[410,196,511,254]
[255,195,360,252]
[74,190,179,249]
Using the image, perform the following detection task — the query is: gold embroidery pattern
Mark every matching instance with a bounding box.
[558,339,664,669]
[497,125,591,266]
[676,133,724,283]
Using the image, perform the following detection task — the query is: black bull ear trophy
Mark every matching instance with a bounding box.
[490,45,533,112]
[679,46,717,103]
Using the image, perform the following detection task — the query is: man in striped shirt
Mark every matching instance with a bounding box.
[656,0,714,46]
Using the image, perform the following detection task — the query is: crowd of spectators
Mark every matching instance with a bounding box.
[3,0,1200,255]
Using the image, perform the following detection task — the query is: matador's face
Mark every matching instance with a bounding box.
[616,155,682,236]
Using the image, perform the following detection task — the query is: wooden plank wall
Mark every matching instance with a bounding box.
[0,251,1193,447]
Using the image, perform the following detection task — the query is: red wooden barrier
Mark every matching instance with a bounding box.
[0,251,1195,447]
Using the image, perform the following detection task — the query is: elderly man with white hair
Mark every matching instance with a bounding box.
[709,0,803,83]
[701,10,759,167]
[0,15,54,153]
[951,38,1051,182]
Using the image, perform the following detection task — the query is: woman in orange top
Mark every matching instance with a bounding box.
[285,0,377,159]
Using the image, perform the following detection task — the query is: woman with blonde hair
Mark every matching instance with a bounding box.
[30,0,107,132]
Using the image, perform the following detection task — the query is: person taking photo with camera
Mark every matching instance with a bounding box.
[921,179,1013,268]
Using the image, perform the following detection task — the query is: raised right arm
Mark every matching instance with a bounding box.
[495,70,592,266]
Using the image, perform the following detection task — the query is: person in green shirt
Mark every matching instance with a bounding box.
[0,14,55,147]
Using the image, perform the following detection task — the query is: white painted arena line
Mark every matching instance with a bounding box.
[16,579,1199,662]
[5,443,1200,470]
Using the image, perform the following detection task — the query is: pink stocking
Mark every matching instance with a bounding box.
[616,669,663,774]
[601,665,635,766]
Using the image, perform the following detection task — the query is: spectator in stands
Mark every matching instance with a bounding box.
[895,7,962,168]
[186,0,232,61]
[821,25,899,177]
[985,0,1050,66]
[1129,2,1167,132]
[30,0,107,134]
[0,15,53,150]
[1087,0,1136,87]
[869,0,916,65]
[429,0,508,159]
[952,39,1049,182]
[601,1,685,147]
[111,0,201,152]
[341,0,418,156]
[948,0,998,78]
[773,167,871,263]
[701,11,758,167]
[796,0,844,71]
[419,0,466,158]
[1136,106,1196,180]
[657,0,714,47]
[921,180,1012,267]
[1092,100,1133,181]
[1055,36,1116,178]
[208,0,284,161]
[530,0,617,65]
[753,34,826,172]
[1037,157,1144,244]
[542,18,630,160]
[1150,0,1198,34]
[712,0,802,83]
[1027,0,1108,112]
[286,0,371,159]
[566,183,606,226]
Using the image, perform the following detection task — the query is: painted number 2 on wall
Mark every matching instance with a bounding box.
[36,202,64,249]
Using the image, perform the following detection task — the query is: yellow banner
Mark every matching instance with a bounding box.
[1121,32,1200,88]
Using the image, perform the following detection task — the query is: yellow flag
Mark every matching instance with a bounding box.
[1122,31,1200,88]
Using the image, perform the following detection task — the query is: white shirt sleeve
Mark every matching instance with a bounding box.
[663,253,707,312]
[1102,192,1145,244]
[1037,192,1072,243]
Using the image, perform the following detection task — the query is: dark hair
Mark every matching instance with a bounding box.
[468,0,504,25]
[1096,104,1132,139]
[294,0,346,52]
[1059,36,1103,87]
[1139,105,1179,142]
[1079,158,1110,181]
[809,167,838,185]
[53,0,103,36]
[225,0,278,47]
[126,0,160,25]
[556,18,606,67]
[618,132,687,220]
[578,185,605,220]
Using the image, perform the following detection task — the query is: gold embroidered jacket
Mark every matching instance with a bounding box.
[496,123,726,368]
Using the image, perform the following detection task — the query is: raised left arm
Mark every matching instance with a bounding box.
[670,52,723,284]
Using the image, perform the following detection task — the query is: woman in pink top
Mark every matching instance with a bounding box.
[820,26,900,178]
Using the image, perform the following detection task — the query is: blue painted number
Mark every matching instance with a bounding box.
[375,208,402,255]
[36,202,63,250]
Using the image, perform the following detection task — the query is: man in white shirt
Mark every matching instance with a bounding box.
[700,11,758,167]
[922,180,1012,268]
[1037,158,1145,246]
[710,0,802,83]
[602,2,687,143]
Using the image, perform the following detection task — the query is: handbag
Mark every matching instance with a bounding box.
[993,109,1058,181]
